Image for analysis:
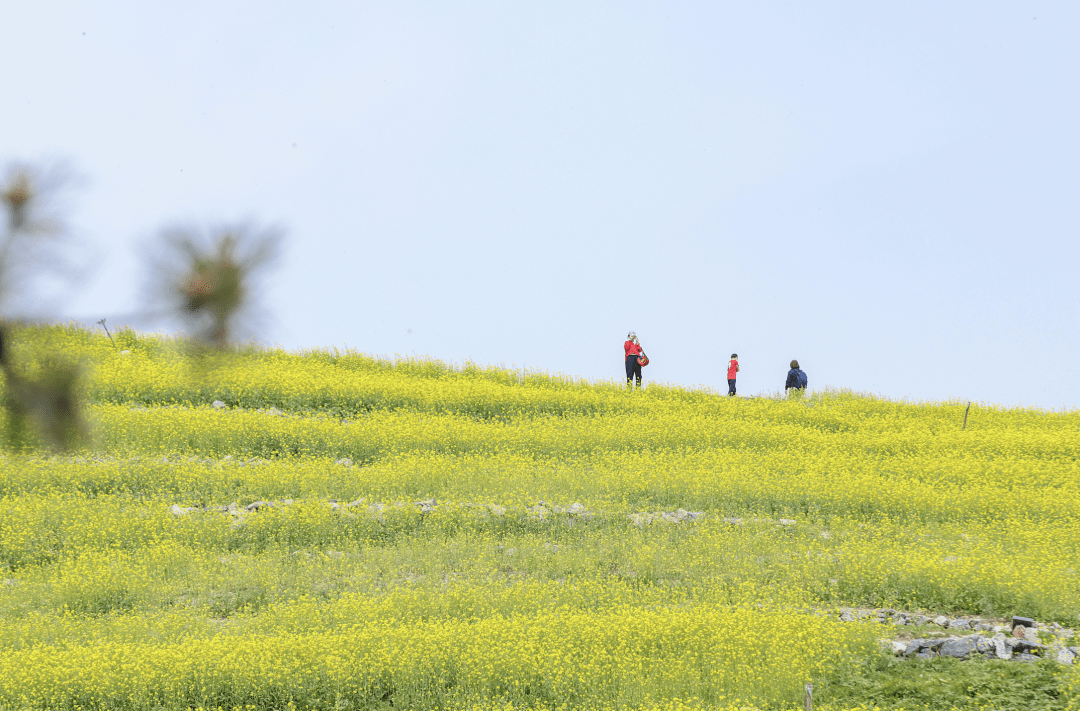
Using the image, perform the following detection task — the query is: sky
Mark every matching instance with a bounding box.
[2,1,1078,408]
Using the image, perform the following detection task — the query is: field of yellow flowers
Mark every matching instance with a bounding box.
[0,324,1078,710]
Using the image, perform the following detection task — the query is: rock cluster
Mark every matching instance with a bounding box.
[524,501,592,522]
[629,509,704,526]
[895,633,1077,664]
[838,607,1077,664]
[169,497,597,527]
[721,517,796,527]
[168,495,725,530]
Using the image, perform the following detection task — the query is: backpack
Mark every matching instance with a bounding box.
[797,370,807,388]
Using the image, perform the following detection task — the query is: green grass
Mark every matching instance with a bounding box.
[821,653,1069,710]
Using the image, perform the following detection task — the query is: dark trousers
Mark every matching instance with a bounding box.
[625,355,642,387]
[728,379,736,396]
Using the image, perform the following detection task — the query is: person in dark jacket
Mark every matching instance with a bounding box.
[785,360,807,396]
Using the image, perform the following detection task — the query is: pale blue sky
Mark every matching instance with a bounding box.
[3,2,1077,408]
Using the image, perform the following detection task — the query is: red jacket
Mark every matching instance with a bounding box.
[624,340,643,357]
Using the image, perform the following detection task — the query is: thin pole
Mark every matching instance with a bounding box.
[97,318,116,349]
[962,402,971,430]
[805,682,813,711]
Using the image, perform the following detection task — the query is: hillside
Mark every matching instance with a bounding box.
[1,324,1078,710]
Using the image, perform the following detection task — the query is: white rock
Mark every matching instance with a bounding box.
[119,350,131,355]
[891,640,908,655]
[993,634,1012,660]
[212,400,226,409]
[1057,648,1075,665]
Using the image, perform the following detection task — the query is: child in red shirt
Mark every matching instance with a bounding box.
[727,354,739,396]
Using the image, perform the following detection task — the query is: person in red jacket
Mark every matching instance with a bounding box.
[624,331,644,388]
[727,354,739,396]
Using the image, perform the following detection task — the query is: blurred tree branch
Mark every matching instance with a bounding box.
[149,222,281,350]
[0,159,284,450]
[0,163,86,451]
